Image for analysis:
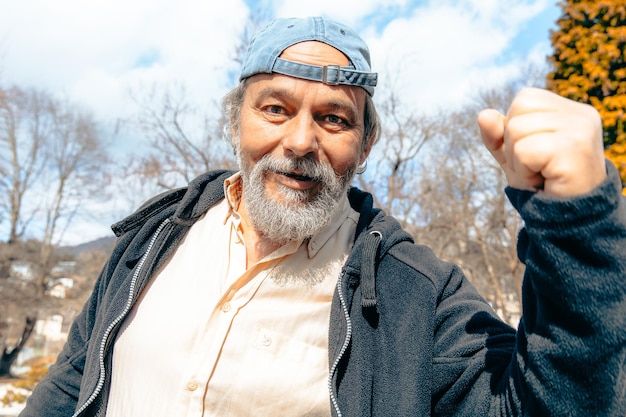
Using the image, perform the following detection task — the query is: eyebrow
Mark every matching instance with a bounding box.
[254,86,361,122]
[254,86,304,107]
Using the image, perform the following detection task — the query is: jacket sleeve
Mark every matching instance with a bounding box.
[433,162,626,416]
[504,162,626,416]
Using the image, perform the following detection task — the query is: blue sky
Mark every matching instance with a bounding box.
[506,2,560,64]
[0,0,562,244]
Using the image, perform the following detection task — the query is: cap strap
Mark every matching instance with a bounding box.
[272,58,377,95]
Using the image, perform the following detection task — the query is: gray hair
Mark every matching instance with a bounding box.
[221,81,381,154]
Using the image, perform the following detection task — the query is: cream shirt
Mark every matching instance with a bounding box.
[106,174,359,416]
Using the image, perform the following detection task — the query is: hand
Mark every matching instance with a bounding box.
[478,87,606,197]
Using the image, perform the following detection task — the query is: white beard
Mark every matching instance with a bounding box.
[238,153,356,246]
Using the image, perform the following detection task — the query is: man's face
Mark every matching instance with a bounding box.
[234,41,370,244]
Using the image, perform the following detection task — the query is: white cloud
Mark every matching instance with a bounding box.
[359,0,553,111]
[0,0,557,244]
[1,0,553,118]
[1,0,248,119]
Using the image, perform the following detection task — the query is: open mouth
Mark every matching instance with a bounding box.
[279,171,315,182]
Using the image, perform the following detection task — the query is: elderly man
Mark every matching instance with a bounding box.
[20,16,625,417]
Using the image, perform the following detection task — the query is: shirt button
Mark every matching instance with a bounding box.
[261,334,272,347]
[221,302,231,312]
[186,381,199,391]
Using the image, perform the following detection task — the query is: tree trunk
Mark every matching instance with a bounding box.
[0,316,36,377]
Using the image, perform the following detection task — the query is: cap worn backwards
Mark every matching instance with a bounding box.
[239,16,378,96]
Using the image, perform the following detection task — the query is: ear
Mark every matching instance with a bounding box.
[230,125,237,146]
[359,138,374,165]
[229,122,240,153]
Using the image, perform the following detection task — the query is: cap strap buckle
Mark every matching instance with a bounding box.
[322,65,341,86]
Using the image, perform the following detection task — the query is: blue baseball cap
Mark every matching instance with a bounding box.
[239,16,378,96]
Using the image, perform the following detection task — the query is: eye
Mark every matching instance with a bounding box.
[260,104,289,121]
[326,114,345,124]
[266,105,284,114]
[320,114,350,129]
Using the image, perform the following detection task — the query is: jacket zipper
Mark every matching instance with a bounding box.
[71,218,171,417]
[328,272,352,417]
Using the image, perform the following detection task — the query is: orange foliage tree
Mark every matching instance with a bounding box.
[546,0,626,193]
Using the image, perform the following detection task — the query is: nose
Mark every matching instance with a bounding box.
[282,113,318,158]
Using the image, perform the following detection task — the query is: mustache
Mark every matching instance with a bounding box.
[255,155,338,184]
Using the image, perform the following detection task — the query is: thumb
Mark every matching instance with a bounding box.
[477,109,506,166]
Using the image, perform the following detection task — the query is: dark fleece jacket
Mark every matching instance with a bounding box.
[20,164,626,417]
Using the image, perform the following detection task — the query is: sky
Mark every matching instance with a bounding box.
[0,0,562,245]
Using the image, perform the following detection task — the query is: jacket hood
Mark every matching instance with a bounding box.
[345,186,415,311]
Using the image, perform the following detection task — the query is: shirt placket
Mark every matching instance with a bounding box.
[180,248,300,416]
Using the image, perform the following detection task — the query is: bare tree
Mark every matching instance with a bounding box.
[35,96,110,296]
[127,83,236,190]
[0,87,50,244]
[0,85,110,375]
[122,10,273,192]
[357,82,441,226]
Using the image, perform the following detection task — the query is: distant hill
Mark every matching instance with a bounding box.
[59,236,116,257]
